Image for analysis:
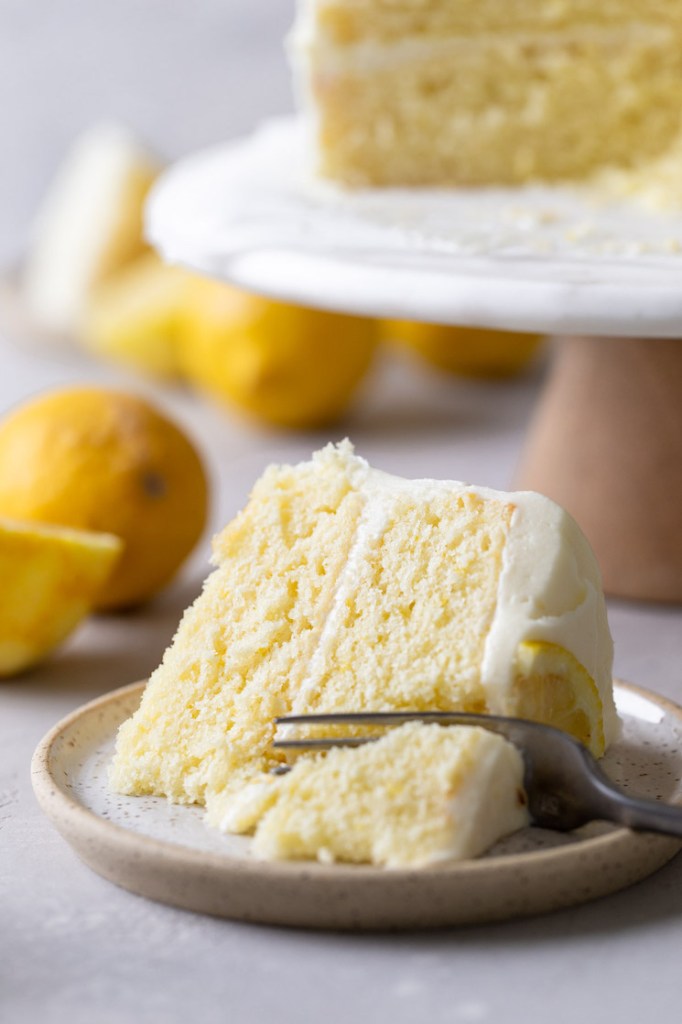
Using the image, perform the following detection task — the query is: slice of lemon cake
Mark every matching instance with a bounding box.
[251,723,530,867]
[110,441,615,860]
[292,1,682,188]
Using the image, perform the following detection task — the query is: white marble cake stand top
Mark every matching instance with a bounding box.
[147,117,682,338]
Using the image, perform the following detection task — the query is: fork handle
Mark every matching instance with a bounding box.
[593,783,682,839]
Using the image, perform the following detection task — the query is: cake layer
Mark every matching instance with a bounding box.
[309,1,682,46]
[110,446,366,806]
[251,722,530,867]
[295,3,682,187]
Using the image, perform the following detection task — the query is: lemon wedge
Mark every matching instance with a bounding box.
[513,641,606,757]
[0,518,122,677]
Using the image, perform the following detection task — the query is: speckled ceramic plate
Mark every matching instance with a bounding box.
[32,680,682,930]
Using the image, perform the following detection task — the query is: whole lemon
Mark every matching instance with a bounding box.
[384,320,544,378]
[180,281,378,429]
[0,388,208,609]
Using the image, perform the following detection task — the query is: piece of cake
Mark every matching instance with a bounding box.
[250,723,530,867]
[110,442,615,862]
[291,1,682,188]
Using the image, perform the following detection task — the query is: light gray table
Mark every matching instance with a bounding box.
[3,4,682,1023]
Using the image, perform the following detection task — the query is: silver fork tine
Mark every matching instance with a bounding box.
[273,711,682,837]
[276,711,503,727]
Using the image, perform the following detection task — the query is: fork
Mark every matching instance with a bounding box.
[273,711,682,837]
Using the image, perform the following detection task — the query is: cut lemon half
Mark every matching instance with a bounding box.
[512,641,606,757]
[0,518,122,677]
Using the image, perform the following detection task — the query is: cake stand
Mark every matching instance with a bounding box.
[147,118,682,602]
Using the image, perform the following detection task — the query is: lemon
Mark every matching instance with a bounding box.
[0,388,208,610]
[180,280,378,429]
[384,320,543,378]
[0,518,122,677]
[23,123,159,335]
[513,641,606,757]
[80,253,190,378]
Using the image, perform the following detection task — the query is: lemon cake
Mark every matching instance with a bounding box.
[110,441,615,863]
[292,1,682,188]
[251,723,529,867]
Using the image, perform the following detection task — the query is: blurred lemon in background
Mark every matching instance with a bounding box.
[80,253,189,378]
[0,519,122,677]
[0,388,208,609]
[384,320,544,378]
[179,279,378,429]
[21,124,543,435]
[23,123,159,336]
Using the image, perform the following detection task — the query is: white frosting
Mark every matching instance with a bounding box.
[292,443,616,742]
[443,730,530,862]
[482,492,617,742]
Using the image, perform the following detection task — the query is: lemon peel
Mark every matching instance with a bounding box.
[513,640,606,757]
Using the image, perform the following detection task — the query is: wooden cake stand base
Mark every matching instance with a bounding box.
[515,336,682,603]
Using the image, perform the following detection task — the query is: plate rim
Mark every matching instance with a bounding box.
[31,677,682,884]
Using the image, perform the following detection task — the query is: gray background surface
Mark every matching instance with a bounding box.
[3,3,682,1022]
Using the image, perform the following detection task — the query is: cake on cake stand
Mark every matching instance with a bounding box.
[147,118,682,603]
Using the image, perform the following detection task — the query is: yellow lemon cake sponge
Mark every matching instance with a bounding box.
[110,442,615,862]
[292,1,682,189]
[251,723,530,867]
